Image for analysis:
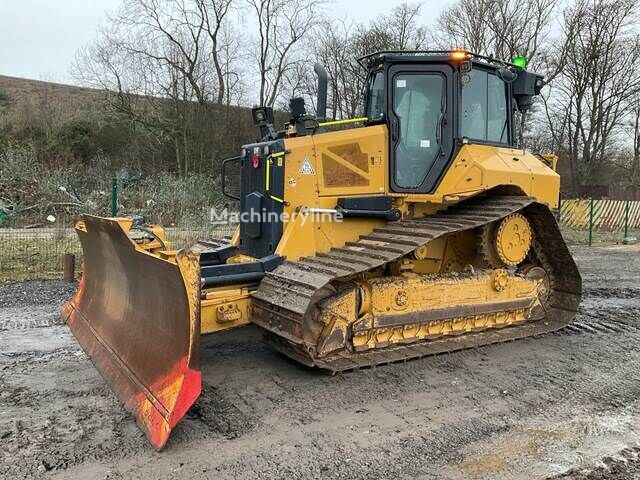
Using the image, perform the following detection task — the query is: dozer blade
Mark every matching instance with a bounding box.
[62,215,202,449]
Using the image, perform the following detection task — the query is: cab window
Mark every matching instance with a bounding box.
[366,71,385,121]
[461,68,509,144]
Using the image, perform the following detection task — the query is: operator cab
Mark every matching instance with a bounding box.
[362,50,543,194]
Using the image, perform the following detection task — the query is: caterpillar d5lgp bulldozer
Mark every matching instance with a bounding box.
[63,50,581,449]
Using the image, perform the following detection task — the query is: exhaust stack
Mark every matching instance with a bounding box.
[314,63,328,122]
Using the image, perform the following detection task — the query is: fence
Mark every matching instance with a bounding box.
[2,193,639,283]
[0,221,82,282]
[0,216,237,283]
[559,198,640,245]
[1,166,237,282]
[1,173,237,282]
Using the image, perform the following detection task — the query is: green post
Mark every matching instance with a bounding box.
[624,200,629,239]
[111,177,118,217]
[588,197,594,246]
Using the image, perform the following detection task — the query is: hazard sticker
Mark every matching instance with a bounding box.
[299,156,315,175]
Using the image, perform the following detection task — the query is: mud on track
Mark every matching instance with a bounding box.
[2,245,640,479]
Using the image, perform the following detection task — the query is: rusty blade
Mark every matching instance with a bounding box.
[62,215,201,449]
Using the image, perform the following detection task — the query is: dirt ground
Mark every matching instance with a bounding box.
[2,244,640,479]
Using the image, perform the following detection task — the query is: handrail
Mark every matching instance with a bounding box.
[221,155,241,201]
[318,117,368,127]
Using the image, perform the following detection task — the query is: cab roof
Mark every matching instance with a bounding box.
[358,50,518,72]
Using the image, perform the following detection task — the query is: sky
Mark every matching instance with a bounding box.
[0,0,451,83]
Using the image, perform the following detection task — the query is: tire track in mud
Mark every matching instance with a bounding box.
[0,350,148,479]
[184,384,259,440]
[182,284,640,479]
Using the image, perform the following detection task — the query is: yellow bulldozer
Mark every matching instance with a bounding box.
[62,50,581,449]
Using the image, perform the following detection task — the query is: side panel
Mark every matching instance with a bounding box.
[277,127,389,260]
[314,125,388,197]
[402,144,561,209]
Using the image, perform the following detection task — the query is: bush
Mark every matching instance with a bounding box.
[118,173,228,227]
[54,118,99,163]
[0,146,230,231]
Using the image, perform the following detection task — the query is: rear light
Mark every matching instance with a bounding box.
[252,154,260,169]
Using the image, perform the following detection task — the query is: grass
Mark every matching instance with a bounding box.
[0,237,82,282]
[560,226,640,246]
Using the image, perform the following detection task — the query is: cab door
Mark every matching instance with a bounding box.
[387,64,454,193]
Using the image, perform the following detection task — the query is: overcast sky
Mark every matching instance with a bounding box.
[0,0,451,83]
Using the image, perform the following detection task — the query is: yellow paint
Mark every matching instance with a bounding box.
[494,213,533,266]
[78,122,564,348]
[200,285,254,334]
[273,126,560,263]
[279,128,387,258]
[275,211,316,260]
[349,271,540,352]
[314,125,387,197]
[402,144,560,209]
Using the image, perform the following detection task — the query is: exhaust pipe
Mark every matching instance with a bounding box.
[314,63,328,122]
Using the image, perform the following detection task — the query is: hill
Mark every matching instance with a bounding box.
[0,74,107,113]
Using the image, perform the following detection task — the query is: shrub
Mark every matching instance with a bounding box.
[54,118,99,163]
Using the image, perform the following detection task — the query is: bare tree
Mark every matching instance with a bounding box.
[625,93,640,180]
[541,0,640,192]
[73,0,248,175]
[436,0,494,54]
[370,2,429,51]
[248,0,325,107]
[285,2,430,121]
[436,0,557,65]
[196,0,234,104]
[306,19,360,119]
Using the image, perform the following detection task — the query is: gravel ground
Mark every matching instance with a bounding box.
[1,244,640,479]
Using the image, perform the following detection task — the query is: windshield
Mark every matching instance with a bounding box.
[366,71,385,121]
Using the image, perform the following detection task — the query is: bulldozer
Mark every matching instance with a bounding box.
[62,50,582,449]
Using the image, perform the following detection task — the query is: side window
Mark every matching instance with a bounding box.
[461,69,487,140]
[366,72,385,121]
[393,74,445,189]
[487,73,509,143]
[461,68,509,143]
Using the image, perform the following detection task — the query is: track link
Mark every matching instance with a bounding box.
[252,196,582,372]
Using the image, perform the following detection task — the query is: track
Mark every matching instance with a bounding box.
[252,196,582,370]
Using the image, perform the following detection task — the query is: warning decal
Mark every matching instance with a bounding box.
[299,156,315,175]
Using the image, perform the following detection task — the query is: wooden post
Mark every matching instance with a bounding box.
[63,254,76,282]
